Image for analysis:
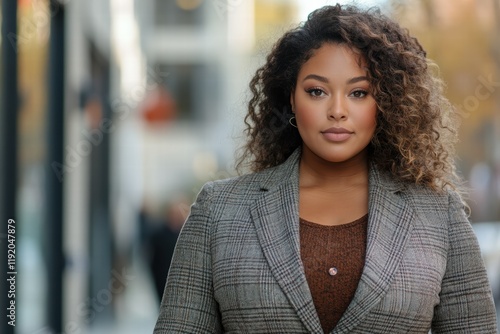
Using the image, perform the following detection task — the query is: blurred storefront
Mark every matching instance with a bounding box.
[10,0,292,332]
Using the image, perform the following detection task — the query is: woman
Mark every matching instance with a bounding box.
[154,4,498,333]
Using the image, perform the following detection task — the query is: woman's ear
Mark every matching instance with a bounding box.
[290,92,295,113]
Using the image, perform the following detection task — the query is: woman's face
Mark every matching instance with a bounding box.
[291,43,377,164]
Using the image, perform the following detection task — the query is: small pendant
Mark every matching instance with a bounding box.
[328,267,338,276]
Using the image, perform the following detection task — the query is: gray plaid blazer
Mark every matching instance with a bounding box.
[154,149,498,333]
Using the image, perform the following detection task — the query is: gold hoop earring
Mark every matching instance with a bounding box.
[289,116,297,128]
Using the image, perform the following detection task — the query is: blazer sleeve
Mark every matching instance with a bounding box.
[154,182,222,333]
[431,192,498,333]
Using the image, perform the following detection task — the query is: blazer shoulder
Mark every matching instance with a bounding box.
[403,182,463,207]
[399,181,469,228]
[197,166,278,205]
[371,163,454,207]
[209,167,273,191]
[204,153,298,197]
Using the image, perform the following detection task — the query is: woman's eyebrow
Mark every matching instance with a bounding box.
[302,74,329,83]
[302,74,369,85]
[347,76,369,84]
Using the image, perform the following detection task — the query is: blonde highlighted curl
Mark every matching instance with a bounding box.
[237,4,461,192]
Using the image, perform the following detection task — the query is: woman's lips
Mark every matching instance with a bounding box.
[321,127,353,142]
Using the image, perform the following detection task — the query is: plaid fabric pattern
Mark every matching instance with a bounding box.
[154,149,498,333]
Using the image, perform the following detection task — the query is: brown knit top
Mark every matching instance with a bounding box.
[299,214,368,334]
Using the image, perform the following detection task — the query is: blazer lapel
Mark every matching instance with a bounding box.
[333,166,416,333]
[250,150,323,333]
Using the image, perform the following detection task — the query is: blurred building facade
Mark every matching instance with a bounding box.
[13,0,299,333]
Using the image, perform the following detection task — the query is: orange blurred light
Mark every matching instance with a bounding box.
[176,0,204,11]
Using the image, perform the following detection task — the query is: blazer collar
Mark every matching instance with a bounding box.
[333,161,416,333]
[250,148,323,333]
[250,148,416,333]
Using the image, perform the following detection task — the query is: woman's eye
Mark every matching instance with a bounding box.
[350,90,368,98]
[306,88,325,97]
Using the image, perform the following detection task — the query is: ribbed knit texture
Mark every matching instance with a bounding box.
[300,214,368,333]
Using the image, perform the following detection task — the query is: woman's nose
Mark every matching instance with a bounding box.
[327,96,347,120]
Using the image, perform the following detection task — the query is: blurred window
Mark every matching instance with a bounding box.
[154,0,206,27]
[157,63,220,122]
[161,64,199,120]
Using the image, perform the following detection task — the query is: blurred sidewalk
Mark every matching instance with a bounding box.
[85,255,159,334]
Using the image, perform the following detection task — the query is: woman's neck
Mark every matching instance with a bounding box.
[299,146,370,192]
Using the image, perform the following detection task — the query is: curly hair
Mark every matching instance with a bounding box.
[237,4,461,192]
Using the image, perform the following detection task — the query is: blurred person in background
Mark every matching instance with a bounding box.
[148,197,189,303]
[140,196,189,303]
[154,4,498,333]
